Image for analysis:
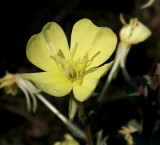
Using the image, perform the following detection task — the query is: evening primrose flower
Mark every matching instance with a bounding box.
[54,133,80,145]
[0,71,40,113]
[120,18,151,45]
[118,17,151,79]
[22,18,117,102]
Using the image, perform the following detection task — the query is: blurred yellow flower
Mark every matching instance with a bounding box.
[54,133,80,145]
[120,18,151,45]
[22,18,117,102]
[119,126,134,145]
[0,71,19,96]
[0,71,40,112]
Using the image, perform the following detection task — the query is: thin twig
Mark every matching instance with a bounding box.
[36,94,86,139]
[36,94,68,124]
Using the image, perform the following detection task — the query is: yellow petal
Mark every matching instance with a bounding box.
[26,22,70,72]
[70,18,117,69]
[73,61,113,102]
[21,72,72,97]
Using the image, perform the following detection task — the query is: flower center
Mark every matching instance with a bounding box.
[48,42,99,82]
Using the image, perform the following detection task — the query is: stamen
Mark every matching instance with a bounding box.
[76,70,79,79]
[78,66,96,85]
[50,55,67,64]
[84,45,93,57]
[64,64,70,77]
[47,41,57,55]
[90,51,100,62]
[86,51,100,67]
[70,43,78,60]
[72,59,89,65]
[70,65,74,78]
[76,45,93,64]
[57,49,65,59]
[84,67,98,75]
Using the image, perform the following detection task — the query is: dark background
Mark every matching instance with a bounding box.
[0,0,160,144]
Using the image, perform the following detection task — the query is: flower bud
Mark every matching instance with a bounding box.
[120,18,151,45]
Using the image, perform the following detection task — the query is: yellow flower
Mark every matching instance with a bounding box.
[0,71,40,113]
[120,18,151,45]
[0,71,19,96]
[54,133,80,145]
[22,18,117,102]
[119,126,134,145]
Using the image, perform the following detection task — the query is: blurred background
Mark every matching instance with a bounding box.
[0,0,160,144]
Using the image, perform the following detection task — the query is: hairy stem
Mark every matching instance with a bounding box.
[36,94,86,139]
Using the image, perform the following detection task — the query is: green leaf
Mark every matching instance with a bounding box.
[69,92,79,122]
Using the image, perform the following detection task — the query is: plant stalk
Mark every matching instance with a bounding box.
[81,103,94,145]
[36,94,86,139]
[98,42,131,102]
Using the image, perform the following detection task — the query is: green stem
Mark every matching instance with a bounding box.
[98,42,131,102]
[119,42,131,82]
[81,103,94,145]
[84,124,94,145]
[67,121,86,139]
[36,94,86,139]
[121,67,131,83]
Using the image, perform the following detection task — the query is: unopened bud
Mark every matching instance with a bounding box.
[120,18,151,45]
